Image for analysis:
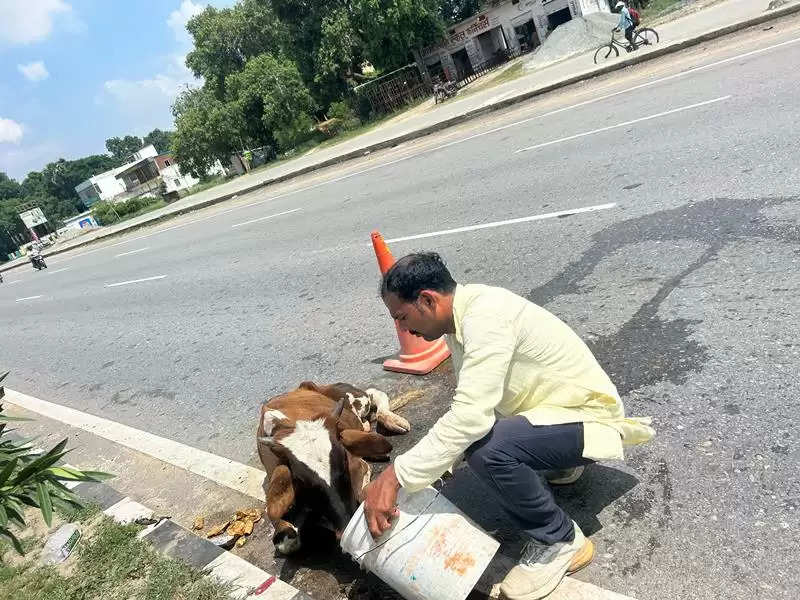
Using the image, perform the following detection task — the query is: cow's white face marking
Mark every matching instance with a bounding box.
[346,393,371,419]
[279,419,332,485]
[262,410,289,436]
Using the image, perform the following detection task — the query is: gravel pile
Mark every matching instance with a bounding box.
[527,12,620,69]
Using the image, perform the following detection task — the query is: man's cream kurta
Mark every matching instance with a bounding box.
[394,284,655,492]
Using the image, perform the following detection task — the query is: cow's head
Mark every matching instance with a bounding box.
[259,394,391,554]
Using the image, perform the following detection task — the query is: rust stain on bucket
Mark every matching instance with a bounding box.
[444,552,476,576]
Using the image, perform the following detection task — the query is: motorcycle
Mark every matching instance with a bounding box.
[433,78,458,104]
[30,254,47,271]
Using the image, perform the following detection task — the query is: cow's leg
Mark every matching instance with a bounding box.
[367,388,410,433]
[267,465,301,554]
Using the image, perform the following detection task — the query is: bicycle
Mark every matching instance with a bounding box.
[593,27,659,64]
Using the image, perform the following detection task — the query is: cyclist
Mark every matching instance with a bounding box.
[613,1,636,51]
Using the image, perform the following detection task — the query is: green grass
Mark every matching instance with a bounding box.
[486,62,525,87]
[122,199,167,221]
[0,516,233,600]
[641,0,692,22]
[186,175,228,196]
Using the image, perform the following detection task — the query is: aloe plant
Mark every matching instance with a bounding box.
[0,371,113,554]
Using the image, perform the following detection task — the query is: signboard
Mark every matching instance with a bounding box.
[19,207,47,229]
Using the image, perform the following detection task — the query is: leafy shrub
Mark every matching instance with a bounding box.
[0,371,113,554]
[274,112,316,151]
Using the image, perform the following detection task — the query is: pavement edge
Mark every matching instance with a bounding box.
[67,479,312,600]
[2,1,799,275]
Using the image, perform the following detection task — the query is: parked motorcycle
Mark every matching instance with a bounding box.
[30,254,47,271]
[433,78,458,104]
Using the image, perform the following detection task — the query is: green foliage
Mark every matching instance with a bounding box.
[325,101,361,135]
[0,374,113,555]
[171,87,243,178]
[0,173,22,202]
[91,196,163,226]
[355,0,444,72]
[142,129,175,154]
[438,0,485,24]
[228,53,316,136]
[1,517,234,599]
[274,112,316,151]
[186,0,286,98]
[105,135,144,162]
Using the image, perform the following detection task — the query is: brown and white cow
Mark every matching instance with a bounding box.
[257,381,410,554]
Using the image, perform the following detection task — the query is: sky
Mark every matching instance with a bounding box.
[0,0,231,182]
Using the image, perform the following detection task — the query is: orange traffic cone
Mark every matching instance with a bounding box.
[371,231,451,375]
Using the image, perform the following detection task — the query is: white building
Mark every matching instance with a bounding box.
[74,169,127,207]
[74,145,222,205]
[74,145,160,207]
[417,0,609,82]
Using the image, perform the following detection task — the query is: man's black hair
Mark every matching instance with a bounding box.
[380,252,457,302]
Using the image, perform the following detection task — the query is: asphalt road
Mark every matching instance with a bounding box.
[2,17,800,599]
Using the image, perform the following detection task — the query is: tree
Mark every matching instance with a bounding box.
[105,135,143,162]
[354,0,445,71]
[226,53,316,149]
[271,0,361,106]
[143,129,175,154]
[0,172,22,201]
[438,0,485,23]
[172,87,243,178]
[185,0,285,99]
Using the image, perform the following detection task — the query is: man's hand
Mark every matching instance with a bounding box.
[363,464,400,539]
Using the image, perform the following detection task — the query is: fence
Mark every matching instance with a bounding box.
[454,47,522,88]
[352,65,432,116]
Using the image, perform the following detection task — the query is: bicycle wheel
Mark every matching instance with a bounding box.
[594,43,619,64]
[635,28,659,47]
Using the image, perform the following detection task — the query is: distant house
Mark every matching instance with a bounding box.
[74,145,223,206]
[113,145,161,198]
[74,168,127,207]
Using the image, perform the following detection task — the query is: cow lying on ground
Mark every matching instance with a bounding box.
[257,381,410,554]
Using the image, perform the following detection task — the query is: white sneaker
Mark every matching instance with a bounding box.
[500,521,594,600]
[543,466,585,486]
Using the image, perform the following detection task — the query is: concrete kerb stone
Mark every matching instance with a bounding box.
[2,1,798,277]
[71,479,312,600]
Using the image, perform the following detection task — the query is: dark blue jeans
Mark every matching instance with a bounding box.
[465,417,592,545]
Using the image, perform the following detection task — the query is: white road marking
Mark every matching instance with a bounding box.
[517,96,731,153]
[104,275,166,288]
[49,267,70,274]
[6,280,23,285]
[230,207,302,229]
[115,247,149,258]
[15,295,42,302]
[32,37,800,269]
[385,203,617,243]
[3,388,267,501]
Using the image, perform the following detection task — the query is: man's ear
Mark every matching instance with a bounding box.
[417,290,437,311]
[339,430,392,457]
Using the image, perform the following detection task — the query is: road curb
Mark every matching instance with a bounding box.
[65,479,311,600]
[2,2,799,275]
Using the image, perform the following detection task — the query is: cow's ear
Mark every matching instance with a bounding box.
[298,381,319,392]
[339,430,392,457]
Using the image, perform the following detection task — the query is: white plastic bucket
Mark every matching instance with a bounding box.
[340,487,500,600]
